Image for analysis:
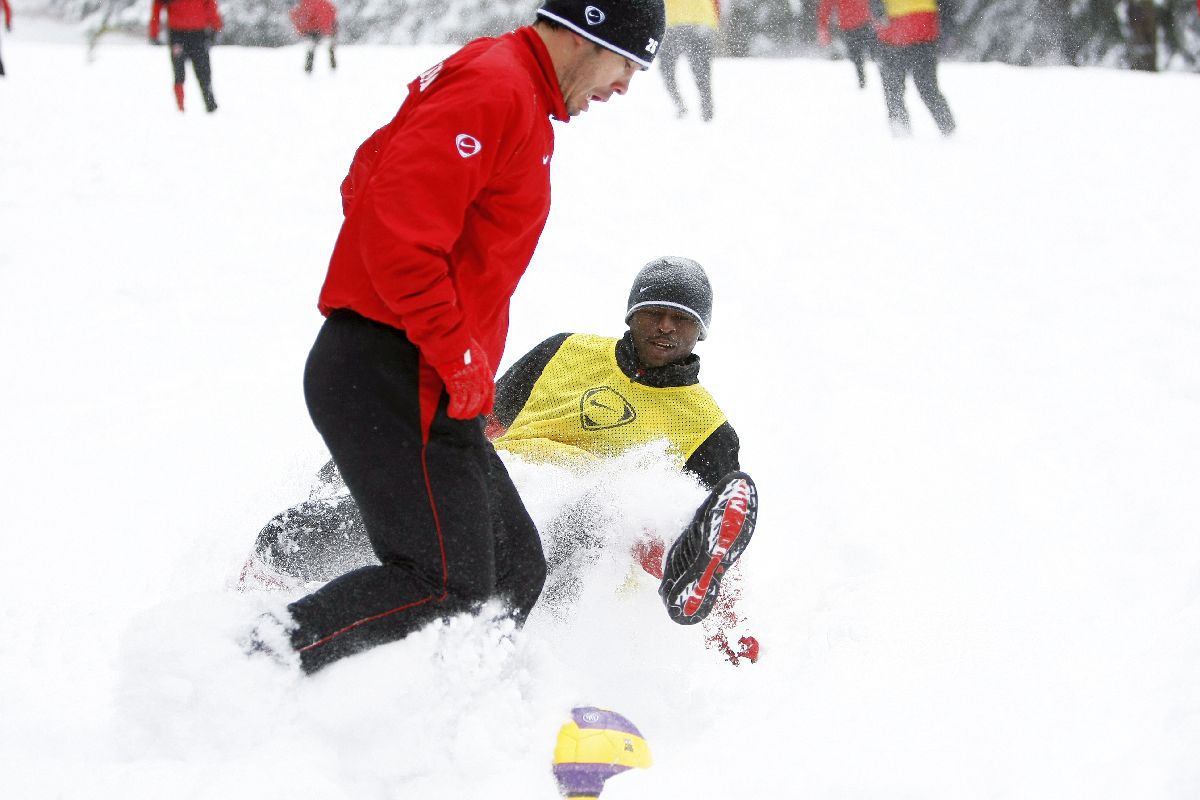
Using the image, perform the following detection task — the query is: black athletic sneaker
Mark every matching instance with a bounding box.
[659,471,758,625]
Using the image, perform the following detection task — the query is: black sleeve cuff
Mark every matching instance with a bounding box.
[683,422,741,490]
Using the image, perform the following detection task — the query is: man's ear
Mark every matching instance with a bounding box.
[566,29,589,54]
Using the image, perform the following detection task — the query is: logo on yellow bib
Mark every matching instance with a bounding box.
[580,387,636,431]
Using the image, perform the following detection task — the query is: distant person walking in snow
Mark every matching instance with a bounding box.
[659,0,719,120]
[250,0,668,674]
[149,0,223,113]
[873,0,955,136]
[290,0,337,74]
[816,0,878,89]
[0,0,12,77]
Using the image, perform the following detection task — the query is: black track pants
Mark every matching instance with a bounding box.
[304,32,336,72]
[287,311,545,673]
[659,25,716,120]
[256,453,545,600]
[842,23,878,87]
[168,29,215,104]
[879,42,955,135]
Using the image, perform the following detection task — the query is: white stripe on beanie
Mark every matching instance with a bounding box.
[625,300,709,338]
[536,9,654,69]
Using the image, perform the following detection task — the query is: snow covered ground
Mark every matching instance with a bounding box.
[3,13,1200,799]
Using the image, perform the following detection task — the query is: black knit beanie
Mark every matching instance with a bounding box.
[625,256,713,340]
[536,0,667,69]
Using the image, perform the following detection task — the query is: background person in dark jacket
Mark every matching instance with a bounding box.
[253,0,668,675]
[873,0,955,136]
[149,0,223,112]
[290,0,337,74]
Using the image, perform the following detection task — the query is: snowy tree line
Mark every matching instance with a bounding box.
[46,0,533,48]
[39,0,1200,71]
[727,0,1200,71]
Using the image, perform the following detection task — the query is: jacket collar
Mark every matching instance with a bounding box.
[514,26,569,123]
[614,331,701,388]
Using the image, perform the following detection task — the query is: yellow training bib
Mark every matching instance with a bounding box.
[493,334,727,469]
[883,0,938,16]
[665,0,719,30]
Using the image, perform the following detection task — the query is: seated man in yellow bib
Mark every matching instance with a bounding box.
[242,257,759,662]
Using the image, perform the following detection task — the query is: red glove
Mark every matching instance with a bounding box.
[433,340,494,420]
[736,635,760,664]
[704,631,760,666]
[483,415,507,441]
[633,536,666,579]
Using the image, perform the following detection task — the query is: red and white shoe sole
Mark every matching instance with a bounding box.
[669,475,757,623]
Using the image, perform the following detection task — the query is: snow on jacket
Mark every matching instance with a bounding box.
[817,0,871,36]
[290,0,336,37]
[877,0,939,47]
[665,0,718,30]
[149,0,223,39]
[317,26,568,375]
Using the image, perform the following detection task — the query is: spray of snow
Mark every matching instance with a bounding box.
[2,16,1199,799]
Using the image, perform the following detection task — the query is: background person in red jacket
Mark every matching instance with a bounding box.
[873,0,955,136]
[816,0,877,89]
[289,0,337,74]
[249,0,668,674]
[1,0,11,77]
[149,0,223,113]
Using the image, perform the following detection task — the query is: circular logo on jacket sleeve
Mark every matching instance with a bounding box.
[455,133,482,158]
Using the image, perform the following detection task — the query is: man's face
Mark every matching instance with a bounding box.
[628,306,702,369]
[558,42,639,117]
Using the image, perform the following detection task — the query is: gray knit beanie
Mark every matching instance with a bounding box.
[624,256,713,340]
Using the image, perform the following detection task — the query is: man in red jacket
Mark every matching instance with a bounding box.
[0,0,12,77]
[149,0,223,112]
[290,0,337,74]
[874,0,955,136]
[255,0,668,674]
[816,0,877,89]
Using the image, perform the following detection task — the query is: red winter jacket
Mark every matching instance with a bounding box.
[2,0,11,30]
[290,0,336,37]
[877,0,939,46]
[317,26,568,376]
[817,0,870,36]
[149,0,223,39]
